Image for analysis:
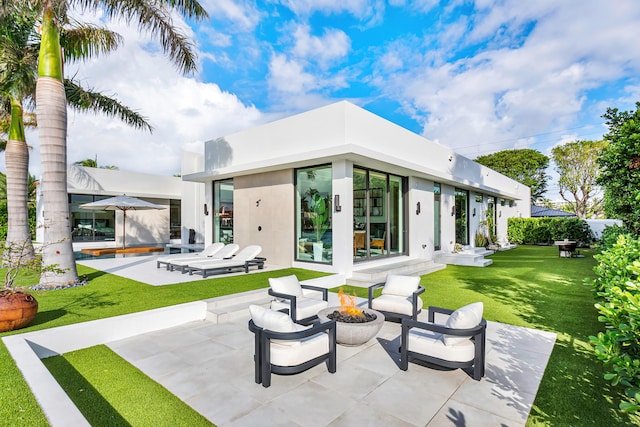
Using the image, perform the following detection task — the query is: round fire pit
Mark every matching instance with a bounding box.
[317,307,385,346]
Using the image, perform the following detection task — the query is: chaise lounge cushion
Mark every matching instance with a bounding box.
[443,302,484,346]
[381,274,421,297]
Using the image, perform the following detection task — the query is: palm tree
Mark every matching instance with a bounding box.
[1,3,153,272]
[73,155,118,169]
[33,0,208,286]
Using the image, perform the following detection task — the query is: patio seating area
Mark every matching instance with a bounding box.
[8,253,560,425]
[107,292,555,426]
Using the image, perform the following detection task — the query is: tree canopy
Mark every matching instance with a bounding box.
[597,102,640,234]
[551,140,607,219]
[474,149,549,202]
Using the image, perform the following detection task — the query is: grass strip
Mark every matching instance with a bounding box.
[1,267,325,426]
[42,345,212,426]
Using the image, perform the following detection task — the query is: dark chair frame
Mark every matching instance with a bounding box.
[186,257,266,277]
[248,318,337,388]
[558,243,578,257]
[368,283,425,322]
[400,306,487,380]
[268,284,329,324]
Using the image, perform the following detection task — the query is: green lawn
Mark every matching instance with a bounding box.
[1,247,638,426]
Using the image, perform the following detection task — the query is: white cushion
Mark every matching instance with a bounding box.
[443,302,483,346]
[371,294,423,316]
[269,275,303,298]
[270,333,329,367]
[271,297,328,321]
[249,305,308,346]
[408,328,475,362]
[381,274,420,297]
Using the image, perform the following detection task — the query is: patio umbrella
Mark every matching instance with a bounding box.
[80,194,165,249]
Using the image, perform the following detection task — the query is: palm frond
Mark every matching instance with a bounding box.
[155,0,209,21]
[99,0,205,75]
[62,23,123,62]
[64,78,153,132]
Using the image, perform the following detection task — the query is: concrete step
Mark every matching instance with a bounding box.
[204,289,271,323]
[347,258,447,288]
[434,252,494,267]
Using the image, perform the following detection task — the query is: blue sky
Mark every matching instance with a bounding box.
[10,0,640,200]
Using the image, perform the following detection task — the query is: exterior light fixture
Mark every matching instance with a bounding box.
[203,204,209,216]
[472,208,476,217]
[451,206,456,216]
[416,201,421,215]
[334,194,341,212]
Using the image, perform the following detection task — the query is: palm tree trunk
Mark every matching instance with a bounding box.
[37,8,78,286]
[4,97,35,263]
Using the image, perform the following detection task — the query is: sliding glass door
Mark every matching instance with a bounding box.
[353,167,406,261]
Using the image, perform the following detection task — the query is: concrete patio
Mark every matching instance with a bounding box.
[12,254,557,426]
[107,302,555,426]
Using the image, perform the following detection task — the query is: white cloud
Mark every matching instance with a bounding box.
[200,0,262,31]
[292,25,350,67]
[25,17,262,178]
[375,1,640,159]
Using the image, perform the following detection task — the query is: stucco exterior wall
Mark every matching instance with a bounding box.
[233,170,294,267]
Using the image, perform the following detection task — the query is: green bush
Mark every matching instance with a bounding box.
[507,217,594,246]
[600,224,633,250]
[589,234,640,413]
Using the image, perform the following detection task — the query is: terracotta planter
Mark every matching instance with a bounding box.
[0,291,38,332]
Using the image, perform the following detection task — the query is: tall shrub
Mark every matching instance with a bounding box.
[507,217,593,245]
[589,234,640,413]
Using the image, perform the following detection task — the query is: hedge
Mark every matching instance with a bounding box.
[507,217,594,246]
[589,234,640,413]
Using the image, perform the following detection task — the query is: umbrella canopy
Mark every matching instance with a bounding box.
[80,194,165,249]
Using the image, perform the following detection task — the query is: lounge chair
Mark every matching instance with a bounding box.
[165,244,240,273]
[156,243,225,270]
[186,245,265,278]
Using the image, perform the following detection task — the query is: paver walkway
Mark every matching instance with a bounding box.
[109,312,555,426]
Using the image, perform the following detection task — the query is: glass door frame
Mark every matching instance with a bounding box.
[353,166,407,262]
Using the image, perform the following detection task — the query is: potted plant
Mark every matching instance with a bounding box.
[307,192,330,261]
[0,240,39,332]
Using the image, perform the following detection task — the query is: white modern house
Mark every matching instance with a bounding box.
[36,165,189,249]
[182,101,530,277]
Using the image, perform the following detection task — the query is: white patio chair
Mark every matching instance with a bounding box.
[268,274,329,324]
[368,274,425,321]
[400,302,486,380]
[248,305,336,388]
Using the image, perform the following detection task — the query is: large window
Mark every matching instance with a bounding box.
[296,165,332,263]
[354,167,406,261]
[455,188,469,245]
[214,180,234,244]
[69,194,115,241]
[169,199,181,239]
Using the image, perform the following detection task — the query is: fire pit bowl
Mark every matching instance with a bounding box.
[317,307,385,346]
